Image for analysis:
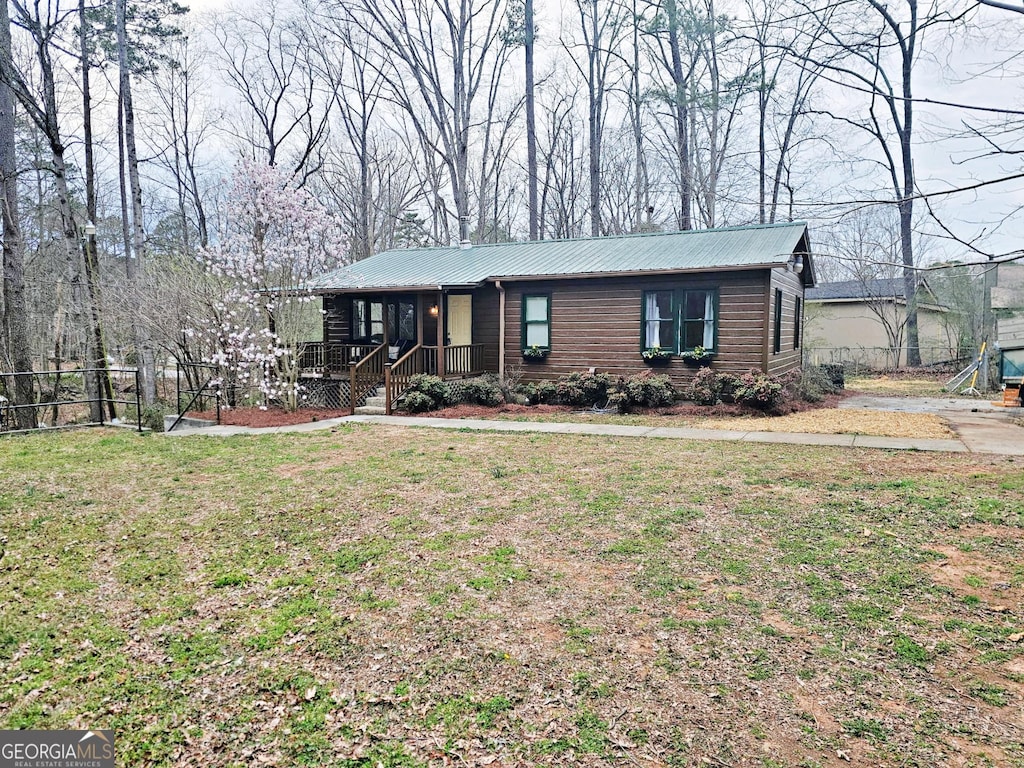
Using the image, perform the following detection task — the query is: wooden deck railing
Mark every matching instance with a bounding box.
[421,344,486,377]
[301,341,485,382]
[300,342,382,375]
[384,344,423,414]
[349,343,386,414]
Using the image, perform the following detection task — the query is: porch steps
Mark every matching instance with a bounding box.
[354,386,388,416]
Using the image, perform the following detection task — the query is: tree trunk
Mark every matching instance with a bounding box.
[525,0,538,240]
[80,0,116,420]
[0,40,35,429]
[117,0,158,402]
[667,0,691,230]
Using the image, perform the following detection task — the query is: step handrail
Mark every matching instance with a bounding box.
[384,343,423,414]
[349,343,387,415]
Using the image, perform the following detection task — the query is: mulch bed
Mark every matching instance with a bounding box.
[187,408,350,428]
[187,394,843,428]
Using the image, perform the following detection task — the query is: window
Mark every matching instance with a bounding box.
[643,291,676,351]
[351,298,381,341]
[681,290,716,351]
[522,294,550,349]
[773,289,783,354]
[793,296,802,349]
[642,288,717,352]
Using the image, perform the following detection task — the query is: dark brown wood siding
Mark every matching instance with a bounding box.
[503,271,776,387]
[767,267,805,377]
[472,286,501,372]
[324,295,350,346]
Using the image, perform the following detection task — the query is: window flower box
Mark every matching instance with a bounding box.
[642,347,673,365]
[522,345,549,361]
[680,346,713,366]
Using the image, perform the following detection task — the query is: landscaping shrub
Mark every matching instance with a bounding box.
[519,380,559,405]
[821,363,845,390]
[686,367,721,405]
[615,371,676,412]
[401,374,452,412]
[460,374,504,407]
[555,371,614,407]
[735,369,784,410]
[716,373,741,403]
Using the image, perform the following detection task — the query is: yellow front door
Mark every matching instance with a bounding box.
[447,294,473,373]
[447,295,472,346]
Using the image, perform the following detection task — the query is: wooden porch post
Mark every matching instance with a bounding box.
[436,291,446,378]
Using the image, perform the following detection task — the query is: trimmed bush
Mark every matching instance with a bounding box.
[519,380,559,405]
[615,371,676,412]
[686,367,721,406]
[735,370,784,410]
[460,374,503,407]
[716,373,741,404]
[401,374,453,413]
[555,371,614,407]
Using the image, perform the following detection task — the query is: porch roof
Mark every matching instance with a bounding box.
[307,221,811,292]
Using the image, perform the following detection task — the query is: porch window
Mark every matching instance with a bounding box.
[642,288,717,352]
[522,294,551,349]
[388,299,416,342]
[351,298,385,342]
[642,291,676,352]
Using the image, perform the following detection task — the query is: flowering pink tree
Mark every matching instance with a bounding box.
[194,161,347,410]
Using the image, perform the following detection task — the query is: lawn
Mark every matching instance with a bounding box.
[1,426,1022,767]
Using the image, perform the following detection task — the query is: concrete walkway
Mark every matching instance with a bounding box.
[165,399,1024,455]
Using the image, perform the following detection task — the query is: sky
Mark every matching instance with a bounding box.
[178,0,1024,264]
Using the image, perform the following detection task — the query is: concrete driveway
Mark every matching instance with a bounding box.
[839,395,1024,456]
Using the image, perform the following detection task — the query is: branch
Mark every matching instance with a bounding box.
[977,0,1024,14]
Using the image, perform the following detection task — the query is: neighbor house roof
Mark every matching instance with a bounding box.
[307,221,811,292]
[806,278,907,302]
[807,278,946,310]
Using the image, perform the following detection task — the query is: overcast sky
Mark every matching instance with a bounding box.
[180,0,1023,262]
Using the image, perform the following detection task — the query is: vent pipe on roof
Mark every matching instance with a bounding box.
[460,239,472,250]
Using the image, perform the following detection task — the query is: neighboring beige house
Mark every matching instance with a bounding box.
[993,263,1024,384]
[805,278,952,369]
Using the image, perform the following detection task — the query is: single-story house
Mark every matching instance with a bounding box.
[804,278,952,369]
[302,222,814,413]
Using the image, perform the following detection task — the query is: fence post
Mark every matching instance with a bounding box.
[135,369,142,432]
[98,367,105,427]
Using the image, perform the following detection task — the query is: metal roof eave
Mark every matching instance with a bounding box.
[484,261,790,283]
[312,282,484,295]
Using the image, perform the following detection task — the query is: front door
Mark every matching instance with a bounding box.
[447,294,473,373]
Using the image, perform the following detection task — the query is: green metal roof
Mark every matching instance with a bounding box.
[307,221,810,291]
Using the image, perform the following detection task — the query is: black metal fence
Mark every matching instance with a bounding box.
[0,368,142,434]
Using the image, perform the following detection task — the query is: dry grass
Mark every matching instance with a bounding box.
[699,408,955,439]
[1,428,1022,767]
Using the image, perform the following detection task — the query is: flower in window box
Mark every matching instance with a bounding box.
[641,346,673,363]
[680,345,713,365]
[522,345,549,360]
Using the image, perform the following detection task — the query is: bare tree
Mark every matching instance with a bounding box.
[566,0,625,236]
[0,0,35,428]
[338,0,514,246]
[214,0,335,178]
[0,0,114,421]
[798,0,970,366]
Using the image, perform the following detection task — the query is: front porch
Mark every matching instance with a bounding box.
[297,341,488,414]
